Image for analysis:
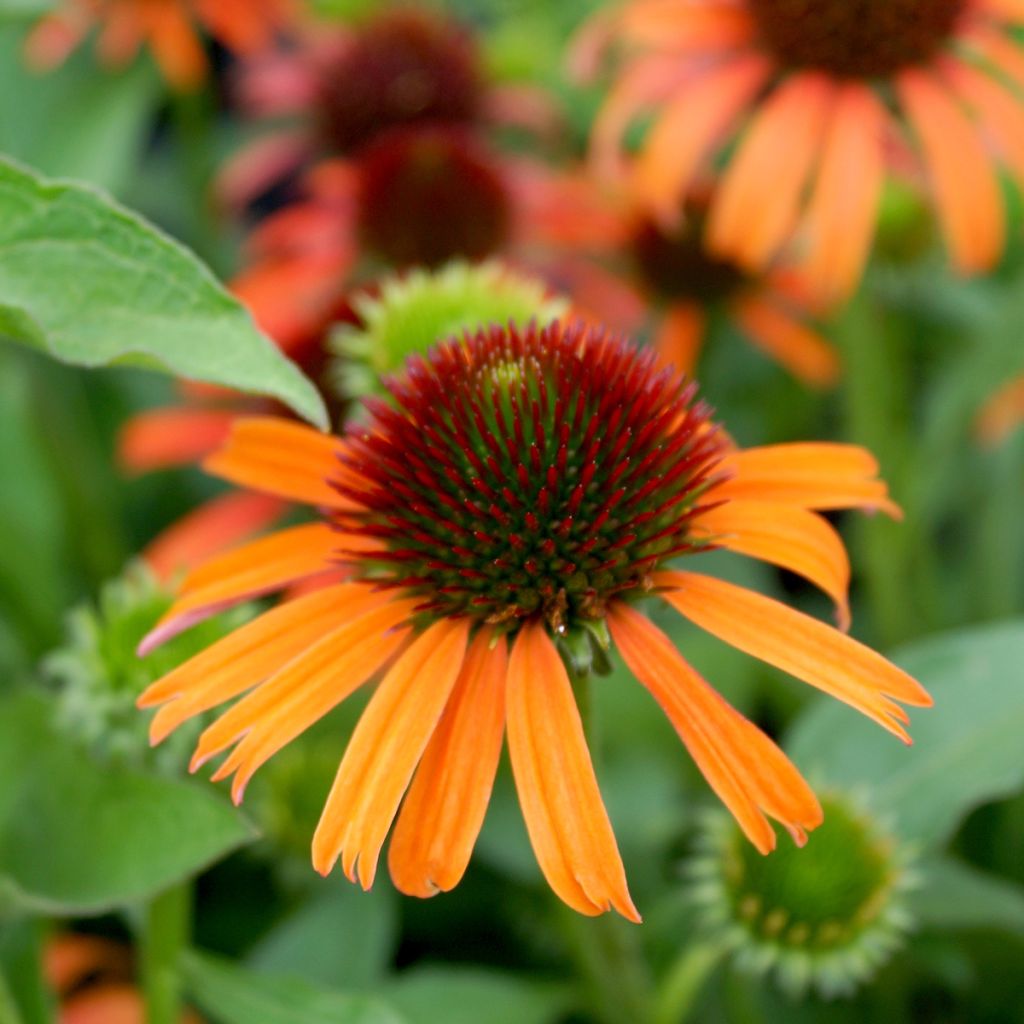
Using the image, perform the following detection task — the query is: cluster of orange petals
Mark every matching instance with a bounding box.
[136,415,930,920]
[26,0,296,90]
[582,0,1024,303]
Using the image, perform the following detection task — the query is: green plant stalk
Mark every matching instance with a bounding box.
[0,918,52,1024]
[171,90,220,270]
[0,972,22,1024]
[975,437,1024,620]
[141,883,191,1024]
[653,942,725,1024]
[837,291,916,648]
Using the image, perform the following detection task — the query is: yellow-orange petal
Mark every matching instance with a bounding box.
[692,499,851,629]
[141,522,340,652]
[388,629,508,897]
[609,603,822,852]
[140,583,385,735]
[312,618,471,888]
[708,73,835,270]
[897,68,1004,274]
[143,491,287,581]
[799,82,886,304]
[204,600,416,803]
[506,622,640,922]
[633,54,770,228]
[712,443,902,517]
[731,294,840,388]
[118,407,238,473]
[203,416,354,509]
[655,571,932,741]
[654,302,705,376]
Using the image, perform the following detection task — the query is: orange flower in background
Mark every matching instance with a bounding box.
[137,320,930,919]
[975,374,1024,445]
[557,187,839,387]
[580,0,1024,303]
[26,0,298,91]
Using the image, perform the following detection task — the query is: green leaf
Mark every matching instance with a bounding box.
[247,884,397,989]
[0,693,255,914]
[787,621,1024,848]
[0,157,327,427]
[184,951,404,1024]
[0,1,53,17]
[910,857,1024,938]
[385,967,571,1024]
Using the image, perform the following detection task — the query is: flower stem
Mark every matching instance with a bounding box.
[836,290,917,647]
[0,918,51,1024]
[558,905,655,1024]
[653,941,725,1024]
[141,883,191,1024]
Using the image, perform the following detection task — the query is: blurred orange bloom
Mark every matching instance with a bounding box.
[138,320,929,920]
[26,0,298,90]
[580,0,1024,303]
[976,374,1024,445]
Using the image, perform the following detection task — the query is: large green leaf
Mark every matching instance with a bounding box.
[0,693,254,914]
[0,157,327,427]
[247,883,398,990]
[787,621,1024,848]
[910,857,1024,938]
[184,952,404,1024]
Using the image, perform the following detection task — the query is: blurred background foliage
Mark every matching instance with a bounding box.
[1,0,1024,1023]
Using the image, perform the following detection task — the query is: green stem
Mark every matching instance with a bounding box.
[837,291,917,648]
[171,90,220,270]
[558,905,655,1024]
[975,436,1024,620]
[141,883,191,1024]
[653,942,725,1024]
[0,973,22,1024]
[0,918,52,1024]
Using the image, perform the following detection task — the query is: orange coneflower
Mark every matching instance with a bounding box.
[137,319,930,920]
[580,0,1024,302]
[26,0,298,91]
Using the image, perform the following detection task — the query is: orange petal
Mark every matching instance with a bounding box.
[692,499,851,629]
[633,54,771,228]
[731,294,840,388]
[139,583,385,731]
[144,0,208,91]
[619,0,755,49]
[203,416,354,509]
[655,571,932,741]
[942,58,1024,189]
[45,934,130,994]
[388,629,508,897]
[119,407,239,474]
[202,599,416,802]
[609,603,822,852]
[711,443,902,517]
[897,68,1004,274]
[707,74,835,270]
[653,303,705,376]
[141,523,340,652]
[143,491,287,581]
[980,0,1024,19]
[506,622,640,922]
[965,22,1024,90]
[312,618,471,888]
[799,82,886,304]
[975,375,1024,445]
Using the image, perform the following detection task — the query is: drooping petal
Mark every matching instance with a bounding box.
[799,82,886,304]
[202,599,417,802]
[144,0,209,90]
[655,571,932,740]
[654,302,706,375]
[203,416,355,508]
[691,499,851,629]
[619,0,755,50]
[143,491,287,581]
[633,54,771,227]
[979,0,1024,20]
[711,443,902,517]
[897,68,1004,274]
[312,618,471,888]
[609,603,822,852]
[506,622,640,921]
[964,22,1024,90]
[707,74,835,270]
[140,523,341,652]
[388,629,508,897]
[941,58,1024,188]
[118,408,238,474]
[731,294,840,388]
[139,583,387,734]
